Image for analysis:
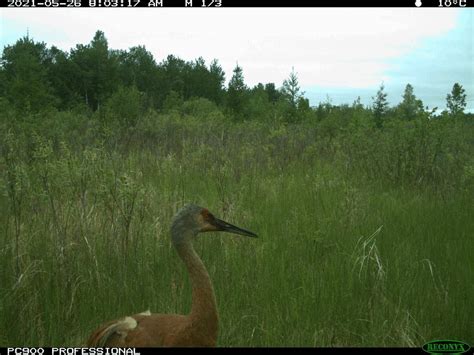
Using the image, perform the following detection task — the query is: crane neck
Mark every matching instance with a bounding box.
[173,237,218,339]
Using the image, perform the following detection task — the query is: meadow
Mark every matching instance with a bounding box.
[0,103,473,347]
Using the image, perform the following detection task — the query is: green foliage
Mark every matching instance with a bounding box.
[281,67,305,122]
[69,30,120,111]
[246,84,273,121]
[339,116,473,190]
[372,82,389,128]
[0,109,472,347]
[1,36,58,113]
[103,85,144,127]
[2,31,470,127]
[180,97,225,121]
[184,57,223,104]
[264,83,280,103]
[47,46,83,109]
[397,84,424,120]
[1,31,473,347]
[162,90,184,113]
[116,45,158,109]
[208,59,226,104]
[226,64,248,120]
[446,82,467,116]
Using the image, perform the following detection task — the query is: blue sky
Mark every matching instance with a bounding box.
[1,8,472,112]
[305,9,473,112]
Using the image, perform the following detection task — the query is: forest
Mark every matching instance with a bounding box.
[0,30,473,346]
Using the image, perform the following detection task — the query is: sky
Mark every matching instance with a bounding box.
[1,8,473,112]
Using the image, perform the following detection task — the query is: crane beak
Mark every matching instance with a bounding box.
[214,218,258,238]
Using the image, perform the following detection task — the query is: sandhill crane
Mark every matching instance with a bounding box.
[86,204,257,347]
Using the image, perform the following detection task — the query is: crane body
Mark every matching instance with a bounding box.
[86,204,257,347]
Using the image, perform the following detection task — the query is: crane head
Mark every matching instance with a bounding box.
[171,204,257,244]
[199,208,258,238]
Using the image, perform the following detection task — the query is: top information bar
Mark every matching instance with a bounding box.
[2,0,472,7]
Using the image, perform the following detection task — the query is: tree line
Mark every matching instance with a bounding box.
[0,30,469,125]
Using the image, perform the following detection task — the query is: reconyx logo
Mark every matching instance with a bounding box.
[422,340,471,354]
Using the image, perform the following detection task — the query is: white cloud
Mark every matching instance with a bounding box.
[2,8,459,88]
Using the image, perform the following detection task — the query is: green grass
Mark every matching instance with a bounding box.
[0,112,473,346]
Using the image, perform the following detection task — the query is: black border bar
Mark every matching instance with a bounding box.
[1,0,472,8]
[0,348,428,354]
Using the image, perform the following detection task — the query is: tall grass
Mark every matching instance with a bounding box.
[0,109,473,346]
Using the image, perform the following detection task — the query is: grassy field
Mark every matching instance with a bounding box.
[0,110,473,346]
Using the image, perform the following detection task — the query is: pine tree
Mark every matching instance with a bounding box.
[281,67,305,122]
[446,83,467,117]
[281,67,303,110]
[226,64,248,118]
[372,82,389,128]
[399,83,423,120]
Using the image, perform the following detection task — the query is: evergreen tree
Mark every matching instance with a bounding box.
[446,83,467,116]
[281,67,303,110]
[372,82,389,128]
[281,68,305,122]
[226,64,248,118]
[398,83,423,120]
